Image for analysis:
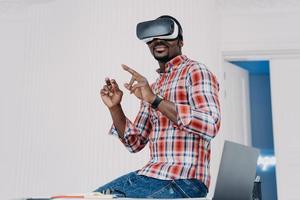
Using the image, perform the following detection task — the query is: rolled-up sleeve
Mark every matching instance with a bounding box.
[175,65,221,140]
[109,100,152,153]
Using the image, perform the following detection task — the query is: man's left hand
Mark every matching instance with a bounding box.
[122,64,156,104]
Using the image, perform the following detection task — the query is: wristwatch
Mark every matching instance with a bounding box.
[151,95,163,109]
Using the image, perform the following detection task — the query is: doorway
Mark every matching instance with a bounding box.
[229,60,277,200]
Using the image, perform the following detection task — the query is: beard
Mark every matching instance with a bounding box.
[154,54,171,63]
[150,39,181,63]
[151,40,171,63]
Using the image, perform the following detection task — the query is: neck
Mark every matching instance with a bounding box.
[158,61,166,73]
[157,53,182,73]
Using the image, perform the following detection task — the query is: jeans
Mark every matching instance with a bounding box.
[94,171,208,198]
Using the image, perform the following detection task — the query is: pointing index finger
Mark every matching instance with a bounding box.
[121,64,138,76]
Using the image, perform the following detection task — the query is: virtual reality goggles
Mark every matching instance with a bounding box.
[136,18,180,43]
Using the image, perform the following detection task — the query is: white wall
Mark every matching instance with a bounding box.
[270,58,300,200]
[0,0,222,199]
[219,1,300,52]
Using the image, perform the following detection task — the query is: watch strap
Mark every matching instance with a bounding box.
[151,95,163,109]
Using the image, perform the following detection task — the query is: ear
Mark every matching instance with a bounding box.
[178,40,184,48]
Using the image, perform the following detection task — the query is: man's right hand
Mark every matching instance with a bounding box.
[100,78,123,109]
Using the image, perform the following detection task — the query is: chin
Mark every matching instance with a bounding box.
[154,52,169,60]
[154,55,170,63]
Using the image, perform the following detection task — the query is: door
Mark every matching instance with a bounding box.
[222,61,252,146]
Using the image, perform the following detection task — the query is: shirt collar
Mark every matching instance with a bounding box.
[156,55,187,74]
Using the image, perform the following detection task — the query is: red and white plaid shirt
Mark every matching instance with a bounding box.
[110,55,221,188]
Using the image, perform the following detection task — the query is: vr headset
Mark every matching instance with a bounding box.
[136,18,181,43]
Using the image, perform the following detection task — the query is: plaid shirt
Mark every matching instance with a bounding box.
[110,55,221,188]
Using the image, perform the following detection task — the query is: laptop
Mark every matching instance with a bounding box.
[199,140,260,200]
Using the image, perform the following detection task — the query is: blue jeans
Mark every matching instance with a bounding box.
[94,171,208,198]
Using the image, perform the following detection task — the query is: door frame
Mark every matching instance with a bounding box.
[222,49,300,61]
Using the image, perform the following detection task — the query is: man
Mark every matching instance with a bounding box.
[97,15,221,198]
